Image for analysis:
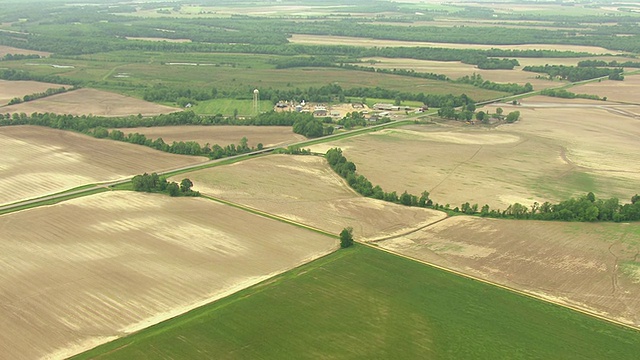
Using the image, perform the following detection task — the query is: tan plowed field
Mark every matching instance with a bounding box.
[179,155,447,240]
[119,125,306,148]
[360,57,558,88]
[0,126,206,205]
[0,45,50,57]
[0,191,336,359]
[0,80,64,105]
[0,88,179,117]
[309,102,640,210]
[570,74,640,104]
[377,216,640,328]
[289,34,620,54]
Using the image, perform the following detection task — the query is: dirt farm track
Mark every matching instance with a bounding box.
[0,191,336,359]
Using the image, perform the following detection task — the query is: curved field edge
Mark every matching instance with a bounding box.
[72,245,640,360]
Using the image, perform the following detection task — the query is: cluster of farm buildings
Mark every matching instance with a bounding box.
[274,100,428,119]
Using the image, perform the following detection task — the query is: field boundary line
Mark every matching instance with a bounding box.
[369,215,450,243]
[362,241,640,333]
[201,195,339,239]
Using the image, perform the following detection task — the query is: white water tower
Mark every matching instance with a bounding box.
[253,89,260,114]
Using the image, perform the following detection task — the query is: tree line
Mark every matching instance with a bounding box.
[522,65,624,82]
[0,68,80,86]
[578,59,640,68]
[539,88,603,101]
[454,73,533,95]
[325,148,640,223]
[8,86,71,105]
[1,53,41,61]
[132,172,199,197]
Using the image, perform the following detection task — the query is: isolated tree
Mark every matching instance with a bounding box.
[496,107,504,116]
[475,111,486,121]
[506,111,520,123]
[340,227,354,248]
[180,178,193,193]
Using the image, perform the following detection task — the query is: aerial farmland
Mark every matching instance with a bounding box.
[1,0,640,358]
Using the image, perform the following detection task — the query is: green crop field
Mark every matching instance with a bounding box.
[72,245,640,360]
[191,98,274,116]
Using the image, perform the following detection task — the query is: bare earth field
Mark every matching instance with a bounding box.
[378,216,640,328]
[0,45,50,57]
[0,191,336,359]
[125,37,192,43]
[289,34,619,54]
[0,88,179,117]
[570,75,640,104]
[178,155,447,240]
[119,125,306,148]
[0,126,206,205]
[0,80,64,105]
[309,102,640,209]
[361,57,558,88]
[514,56,640,67]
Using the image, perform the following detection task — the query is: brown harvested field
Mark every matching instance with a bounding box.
[309,101,640,209]
[0,45,50,57]
[289,34,620,54]
[570,74,640,104]
[0,126,206,205]
[0,88,179,117]
[361,57,558,88]
[179,154,447,240]
[125,37,192,43]
[119,125,306,148]
[377,216,640,328]
[0,191,336,359]
[514,56,639,67]
[0,79,64,105]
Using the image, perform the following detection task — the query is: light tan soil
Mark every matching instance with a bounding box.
[570,74,640,104]
[0,88,179,117]
[289,34,621,54]
[309,101,640,209]
[378,217,640,328]
[125,37,192,42]
[0,45,50,57]
[0,80,64,105]
[119,125,306,148]
[0,126,207,205]
[178,155,447,241]
[0,191,336,359]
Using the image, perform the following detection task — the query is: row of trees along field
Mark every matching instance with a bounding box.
[339,65,532,95]
[539,88,604,101]
[7,87,71,105]
[0,110,341,156]
[522,65,625,82]
[578,60,640,68]
[438,103,521,124]
[132,172,199,197]
[325,148,640,222]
